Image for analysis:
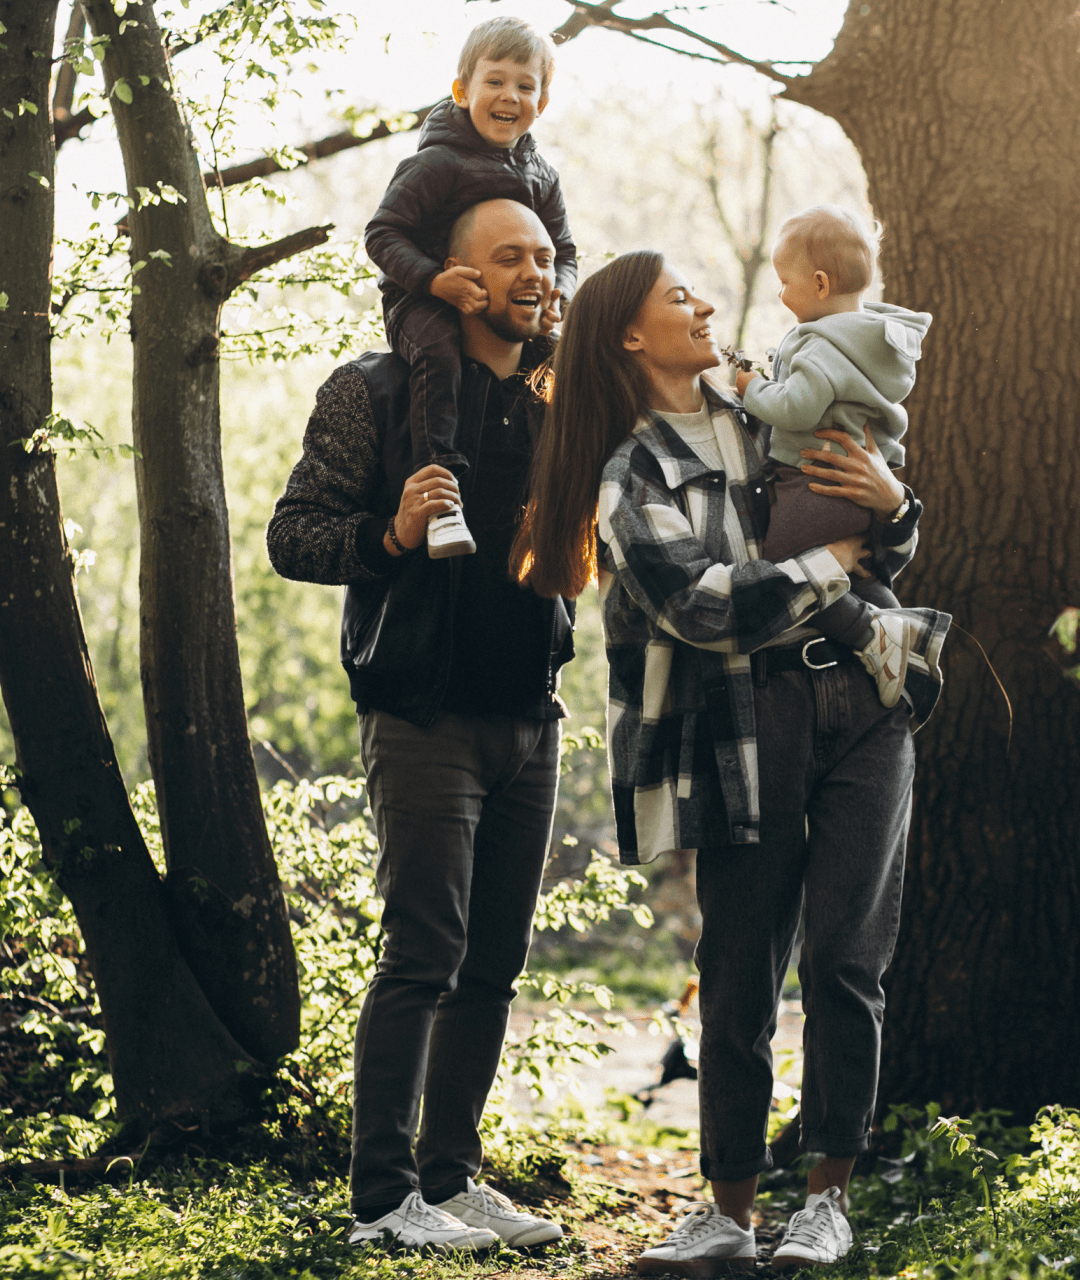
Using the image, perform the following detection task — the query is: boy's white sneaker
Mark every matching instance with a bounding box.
[857,612,911,708]
[438,1178,563,1247]
[427,507,476,558]
[347,1190,498,1254]
[636,1202,756,1276]
[771,1187,853,1270]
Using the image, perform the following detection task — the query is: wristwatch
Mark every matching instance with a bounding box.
[888,496,911,523]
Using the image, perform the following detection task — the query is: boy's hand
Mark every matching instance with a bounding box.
[735,369,761,398]
[540,288,562,335]
[429,266,488,315]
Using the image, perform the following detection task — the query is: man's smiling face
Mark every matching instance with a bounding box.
[453,201,556,344]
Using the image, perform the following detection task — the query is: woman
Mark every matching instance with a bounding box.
[514,252,948,1273]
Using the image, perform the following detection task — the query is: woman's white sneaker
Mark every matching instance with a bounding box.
[438,1178,563,1247]
[347,1190,498,1253]
[636,1202,756,1276]
[771,1186,852,1270]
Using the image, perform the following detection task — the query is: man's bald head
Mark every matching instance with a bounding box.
[446,198,549,266]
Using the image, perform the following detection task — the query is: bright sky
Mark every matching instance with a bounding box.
[54,0,850,231]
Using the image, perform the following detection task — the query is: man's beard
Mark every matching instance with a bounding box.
[480,305,541,344]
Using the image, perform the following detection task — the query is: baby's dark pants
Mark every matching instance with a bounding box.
[763,463,899,647]
[383,286,469,477]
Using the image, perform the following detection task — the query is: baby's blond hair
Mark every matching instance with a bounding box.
[776,205,879,296]
[457,17,556,94]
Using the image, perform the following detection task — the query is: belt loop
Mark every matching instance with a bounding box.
[753,650,768,687]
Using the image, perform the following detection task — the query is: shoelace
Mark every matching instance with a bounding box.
[666,1204,726,1242]
[409,1196,466,1230]
[472,1185,522,1217]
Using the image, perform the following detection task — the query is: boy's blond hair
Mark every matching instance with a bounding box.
[457,16,556,93]
[777,205,879,296]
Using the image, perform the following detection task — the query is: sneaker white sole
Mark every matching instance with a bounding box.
[637,1255,756,1276]
[427,535,476,559]
[347,1228,497,1255]
[772,1250,843,1271]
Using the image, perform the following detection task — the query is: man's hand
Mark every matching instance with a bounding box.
[800,427,906,520]
[825,533,873,579]
[429,266,488,315]
[540,288,562,335]
[384,464,462,555]
[735,369,760,398]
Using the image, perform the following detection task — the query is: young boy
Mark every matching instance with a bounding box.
[365,16,577,557]
[735,204,949,709]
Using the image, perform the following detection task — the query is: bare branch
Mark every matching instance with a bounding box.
[54,104,96,149]
[52,3,86,123]
[553,0,795,82]
[207,224,332,298]
[202,106,434,191]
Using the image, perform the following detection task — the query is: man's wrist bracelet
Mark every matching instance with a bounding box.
[386,516,410,555]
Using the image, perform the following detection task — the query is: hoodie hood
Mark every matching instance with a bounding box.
[417,97,537,161]
[800,302,933,402]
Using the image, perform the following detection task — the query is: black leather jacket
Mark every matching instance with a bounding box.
[364,98,577,303]
[267,345,575,727]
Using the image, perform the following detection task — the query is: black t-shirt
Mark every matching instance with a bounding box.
[439,361,561,721]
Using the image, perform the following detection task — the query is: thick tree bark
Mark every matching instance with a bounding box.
[0,0,258,1133]
[81,0,301,1064]
[778,0,1080,1119]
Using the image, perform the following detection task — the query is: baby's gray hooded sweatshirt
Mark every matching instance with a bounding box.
[742,300,932,468]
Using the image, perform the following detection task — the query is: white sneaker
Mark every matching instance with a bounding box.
[347,1190,498,1254]
[427,507,476,559]
[771,1187,853,1270]
[439,1177,563,1248]
[636,1202,756,1276]
[857,613,911,708]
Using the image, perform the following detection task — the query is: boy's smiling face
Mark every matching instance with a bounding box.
[452,53,548,148]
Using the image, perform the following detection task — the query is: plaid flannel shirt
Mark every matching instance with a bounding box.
[598,384,934,865]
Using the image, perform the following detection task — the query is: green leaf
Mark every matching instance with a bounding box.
[113,79,133,105]
[0,292,8,311]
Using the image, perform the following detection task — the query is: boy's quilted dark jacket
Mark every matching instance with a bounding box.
[364,98,577,302]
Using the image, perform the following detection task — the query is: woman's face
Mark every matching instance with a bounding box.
[623,266,719,382]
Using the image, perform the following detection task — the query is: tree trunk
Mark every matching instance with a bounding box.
[783,0,1080,1117]
[81,0,300,1065]
[0,0,259,1134]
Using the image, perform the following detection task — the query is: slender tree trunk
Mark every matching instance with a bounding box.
[81,0,302,1065]
[783,0,1080,1117]
[0,0,259,1134]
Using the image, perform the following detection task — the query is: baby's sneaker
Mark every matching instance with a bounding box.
[636,1201,756,1276]
[428,507,476,559]
[771,1186,852,1270]
[858,612,911,708]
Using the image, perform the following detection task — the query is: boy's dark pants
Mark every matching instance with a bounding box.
[694,662,914,1180]
[349,710,560,1214]
[383,286,469,477]
[764,462,901,647]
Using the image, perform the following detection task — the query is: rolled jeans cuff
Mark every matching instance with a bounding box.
[801,1126,872,1158]
[700,1148,774,1183]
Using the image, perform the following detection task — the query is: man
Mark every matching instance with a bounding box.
[267,199,572,1254]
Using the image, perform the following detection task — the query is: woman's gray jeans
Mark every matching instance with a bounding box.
[695,661,914,1182]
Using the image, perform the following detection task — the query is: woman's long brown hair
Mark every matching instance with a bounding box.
[510,250,664,599]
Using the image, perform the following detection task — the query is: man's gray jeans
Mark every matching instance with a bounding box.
[349,709,560,1214]
[695,662,915,1182]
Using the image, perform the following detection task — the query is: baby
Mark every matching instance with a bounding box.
[735,205,945,708]
[365,17,577,558]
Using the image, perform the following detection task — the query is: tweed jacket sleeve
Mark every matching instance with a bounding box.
[266,364,390,585]
[598,436,850,655]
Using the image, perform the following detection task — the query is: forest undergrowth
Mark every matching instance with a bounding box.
[3,755,1080,1279]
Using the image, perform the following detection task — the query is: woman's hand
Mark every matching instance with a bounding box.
[384,464,461,555]
[800,427,906,520]
[825,533,873,579]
